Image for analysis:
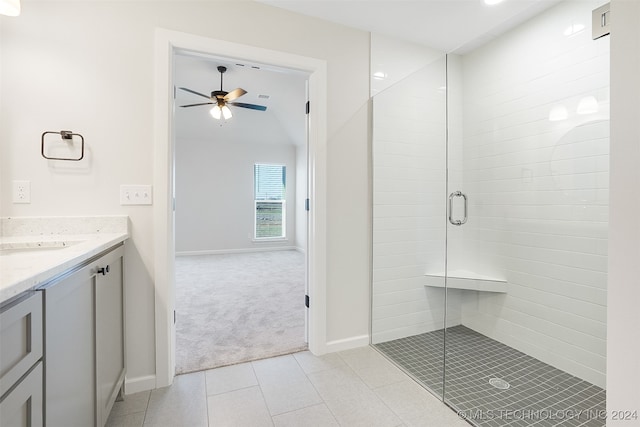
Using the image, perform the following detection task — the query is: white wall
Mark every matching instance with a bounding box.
[607,0,640,420]
[0,1,370,389]
[175,138,296,253]
[458,0,609,388]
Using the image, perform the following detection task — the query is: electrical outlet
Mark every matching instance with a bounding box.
[12,180,31,204]
[120,185,152,205]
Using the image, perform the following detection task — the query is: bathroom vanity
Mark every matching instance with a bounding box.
[0,216,128,427]
[0,291,43,427]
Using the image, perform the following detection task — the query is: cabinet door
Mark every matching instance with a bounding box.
[0,361,43,427]
[95,247,125,427]
[43,264,95,427]
[0,292,43,397]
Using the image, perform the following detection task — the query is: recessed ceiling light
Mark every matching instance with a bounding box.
[484,0,505,5]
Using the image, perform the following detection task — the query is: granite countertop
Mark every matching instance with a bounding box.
[0,216,129,304]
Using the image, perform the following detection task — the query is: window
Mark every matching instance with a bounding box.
[254,164,286,239]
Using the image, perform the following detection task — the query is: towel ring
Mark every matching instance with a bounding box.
[41,130,85,161]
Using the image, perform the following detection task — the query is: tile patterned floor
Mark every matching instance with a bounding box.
[106,348,470,427]
[375,326,606,427]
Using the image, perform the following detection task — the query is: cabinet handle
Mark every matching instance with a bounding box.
[97,265,110,276]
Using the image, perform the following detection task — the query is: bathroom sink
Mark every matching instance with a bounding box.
[0,240,84,256]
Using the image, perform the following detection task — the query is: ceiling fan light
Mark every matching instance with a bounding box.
[210,106,222,120]
[221,105,232,120]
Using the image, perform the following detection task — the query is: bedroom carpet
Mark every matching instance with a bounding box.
[175,250,307,374]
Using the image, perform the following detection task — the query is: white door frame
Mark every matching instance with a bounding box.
[153,28,328,388]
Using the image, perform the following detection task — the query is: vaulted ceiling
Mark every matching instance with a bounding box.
[174,53,308,146]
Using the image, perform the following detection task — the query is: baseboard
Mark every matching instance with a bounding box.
[124,374,156,394]
[176,246,297,256]
[325,334,370,353]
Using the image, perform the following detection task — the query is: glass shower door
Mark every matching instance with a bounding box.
[371,55,449,398]
[443,1,609,424]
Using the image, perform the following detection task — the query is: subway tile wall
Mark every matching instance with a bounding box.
[371,0,609,389]
[372,54,464,344]
[456,0,609,388]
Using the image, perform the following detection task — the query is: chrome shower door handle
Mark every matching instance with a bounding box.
[448,191,468,226]
[460,192,468,225]
[448,191,461,226]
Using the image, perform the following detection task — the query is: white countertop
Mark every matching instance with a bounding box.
[0,216,129,304]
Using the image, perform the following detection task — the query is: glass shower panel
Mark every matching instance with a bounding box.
[371,56,448,398]
[444,1,609,425]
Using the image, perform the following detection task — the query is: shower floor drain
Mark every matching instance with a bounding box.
[489,378,510,390]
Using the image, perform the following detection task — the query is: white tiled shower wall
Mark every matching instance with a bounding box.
[457,0,609,388]
[372,49,464,344]
[372,0,609,388]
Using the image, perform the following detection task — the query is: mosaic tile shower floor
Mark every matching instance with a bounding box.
[375,326,606,426]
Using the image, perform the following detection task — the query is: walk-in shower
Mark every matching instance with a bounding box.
[371,1,608,425]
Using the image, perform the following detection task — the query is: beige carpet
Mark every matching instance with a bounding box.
[175,250,307,374]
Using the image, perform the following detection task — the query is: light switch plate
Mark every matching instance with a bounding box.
[120,185,153,205]
[12,180,31,203]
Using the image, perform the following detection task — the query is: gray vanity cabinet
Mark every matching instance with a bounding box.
[0,292,44,427]
[42,243,125,427]
[95,247,125,427]
[44,262,96,427]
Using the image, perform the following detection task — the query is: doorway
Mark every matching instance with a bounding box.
[173,52,310,373]
[153,29,328,388]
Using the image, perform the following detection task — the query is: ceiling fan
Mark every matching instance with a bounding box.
[178,66,267,120]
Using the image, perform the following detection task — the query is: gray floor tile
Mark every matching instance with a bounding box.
[252,354,307,388]
[205,362,257,395]
[272,403,339,427]
[109,391,151,418]
[374,380,447,421]
[354,361,408,389]
[374,326,606,427]
[260,378,323,416]
[106,348,515,427]
[323,388,404,427]
[307,365,371,402]
[339,345,390,371]
[207,385,274,427]
[293,350,347,374]
[106,411,145,427]
[339,346,408,389]
[143,372,208,427]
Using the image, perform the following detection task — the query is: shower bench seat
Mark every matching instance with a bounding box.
[424,270,507,293]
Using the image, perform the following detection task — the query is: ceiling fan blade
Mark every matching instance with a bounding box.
[178,87,211,100]
[229,102,267,111]
[224,88,247,102]
[180,102,214,108]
